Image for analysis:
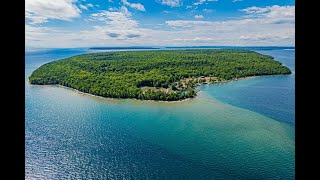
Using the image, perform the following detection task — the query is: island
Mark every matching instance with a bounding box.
[29,49,291,101]
[90,47,160,50]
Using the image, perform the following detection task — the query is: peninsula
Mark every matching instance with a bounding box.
[29,49,291,101]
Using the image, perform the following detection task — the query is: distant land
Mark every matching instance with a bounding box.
[26,46,295,53]
[89,46,294,51]
[165,46,295,50]
[90,47,160,50]
[29,49,291,101]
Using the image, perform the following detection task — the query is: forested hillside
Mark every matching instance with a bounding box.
[29,49,291,101]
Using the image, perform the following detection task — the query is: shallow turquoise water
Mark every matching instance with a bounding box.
[26,48,295,179]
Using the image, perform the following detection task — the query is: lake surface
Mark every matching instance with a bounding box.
[26,47,295,179]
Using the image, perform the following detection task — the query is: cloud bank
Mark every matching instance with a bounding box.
[26,2,295,48]
[25,0,81,24]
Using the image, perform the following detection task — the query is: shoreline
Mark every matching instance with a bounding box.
[52,84,194,103]
[28,74,290,103]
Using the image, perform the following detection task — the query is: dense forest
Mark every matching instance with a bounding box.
[29,49,291,101]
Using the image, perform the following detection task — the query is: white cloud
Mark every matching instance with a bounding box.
[90,6,134,24]
[163,5,294,45]
[194,15,204,19]
[241,5,295,17]
[25,0,81,24]
[203,9,214,13]
[168,5,295,27]
[158,0,182,7]
[239,34,292,41]
[86,6,143,40]
[232,0,243,2]
[86,4,94,8]
[79,3,93,10]
[171,37,215,42]
[79,4,88,10]
[193,0,205,6]
[108,7,117,11]
[120,6,132,16]
[25,24,74,47]
[166,20,211,27]
[26,7,144,48]
[26,5,295,48]
[121,0,146,11]
[241,5,295,24]
[194,0,218,6]
[25,13,48,24]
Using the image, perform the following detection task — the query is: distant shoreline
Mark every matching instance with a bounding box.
[90,47,160,50]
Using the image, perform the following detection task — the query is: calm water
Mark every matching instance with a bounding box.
[199,49,295,124]
[26,47,295,179]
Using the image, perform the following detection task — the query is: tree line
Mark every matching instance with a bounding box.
[29,49,291,101]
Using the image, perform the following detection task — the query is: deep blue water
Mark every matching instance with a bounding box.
[198,49,295,125]
[26,47,295,179]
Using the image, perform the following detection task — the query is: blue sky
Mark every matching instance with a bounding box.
[26,0,295,48]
